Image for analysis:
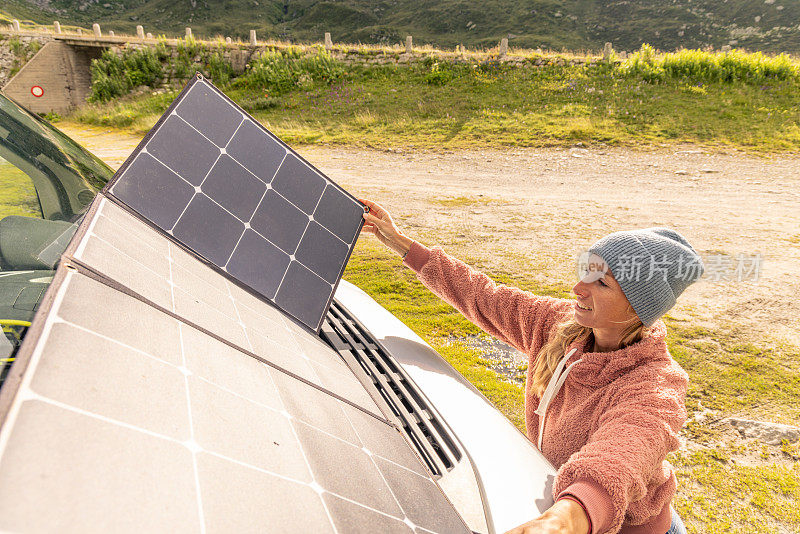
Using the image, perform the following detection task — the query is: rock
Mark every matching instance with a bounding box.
[675,170,688,175]
[726,418,800,445]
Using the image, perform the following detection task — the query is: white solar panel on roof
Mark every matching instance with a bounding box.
[0,195,472,533]
[0,268,470,533]
[107,75,365,331]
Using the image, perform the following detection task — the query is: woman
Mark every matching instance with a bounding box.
[360,199,700,534]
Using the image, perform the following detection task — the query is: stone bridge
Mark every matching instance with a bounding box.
[1,31,105,114]
[0,23,258,114]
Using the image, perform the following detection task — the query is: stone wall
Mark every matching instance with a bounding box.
[326,48,601,68]
[0,35,53,87]
[0,25,613,112]
[1,26,607,86]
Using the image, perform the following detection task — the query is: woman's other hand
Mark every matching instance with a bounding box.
[504,498,590,534]
[359,199,414,258]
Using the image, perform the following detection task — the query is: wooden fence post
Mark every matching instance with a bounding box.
[324,32,332,50]
[405,35,413,53]
[250,29,257,46]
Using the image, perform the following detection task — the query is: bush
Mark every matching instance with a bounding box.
[88,39,241,100]
[89,47,164,102]
[618,44,665,83]
[207,51,234,85]
[173,36,205,80]
[424,61,455,85]
[238,48,345,95]
[8,37,23,57]
[618,44,800,85]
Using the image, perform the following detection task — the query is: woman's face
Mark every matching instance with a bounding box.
[572,253,638,330]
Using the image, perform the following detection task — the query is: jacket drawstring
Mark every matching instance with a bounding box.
[534,347,582,450]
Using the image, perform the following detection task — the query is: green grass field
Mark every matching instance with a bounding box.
[69,46,800,154]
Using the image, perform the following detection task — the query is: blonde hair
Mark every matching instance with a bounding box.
[527,307,649,398]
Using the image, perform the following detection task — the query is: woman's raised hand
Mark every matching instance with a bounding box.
[359,199,414,258]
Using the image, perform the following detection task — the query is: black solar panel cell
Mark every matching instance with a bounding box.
[274,261,333,328]
[173,82,242,147]
[171,194,243,266]
[313,186,366,244]
[271,154,327,213]
[225,229,290,299]
[375,456,470,533]
[225,119,286,183]
[249,188,310,255]
[294,222,349,284]
[200,155,265,221]
[111,153,194,229]
[323,493,414,534]
[146,115,218,185]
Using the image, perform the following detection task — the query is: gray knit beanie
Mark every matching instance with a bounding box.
[587,227,704,327]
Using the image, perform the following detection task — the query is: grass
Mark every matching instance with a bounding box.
[69,47,800,154]
[668,324,800,429]
[672,447,800,533]
[345,237,800,533]
[430,195,503,207]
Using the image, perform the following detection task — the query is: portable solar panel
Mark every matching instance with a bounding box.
[106,74,365,331]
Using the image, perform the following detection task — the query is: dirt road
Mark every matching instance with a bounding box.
[63,123,800,351]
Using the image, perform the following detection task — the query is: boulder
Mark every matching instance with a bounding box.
[726,418,800,445]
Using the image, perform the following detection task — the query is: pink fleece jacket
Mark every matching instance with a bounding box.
[403,242,688,534]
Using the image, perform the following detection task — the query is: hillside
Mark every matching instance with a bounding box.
[3,0,800,54]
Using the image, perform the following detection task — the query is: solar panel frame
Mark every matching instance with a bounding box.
[103,73,366,333]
